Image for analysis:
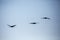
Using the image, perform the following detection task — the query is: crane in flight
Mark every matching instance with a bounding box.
[42,17,50,19]
[7,24,16,27]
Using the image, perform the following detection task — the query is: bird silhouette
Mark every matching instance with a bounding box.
[42,17,50,19]
[8,24,16,27]
[30,22,37,24]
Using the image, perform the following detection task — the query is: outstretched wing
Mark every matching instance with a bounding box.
[7,24,11,27]
[13,25,16,26]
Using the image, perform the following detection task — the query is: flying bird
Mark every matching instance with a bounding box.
[8,24,16,27]
[30,22,37,24]
[42,17,50,19]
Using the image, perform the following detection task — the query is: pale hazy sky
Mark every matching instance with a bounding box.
[0,0,60,40]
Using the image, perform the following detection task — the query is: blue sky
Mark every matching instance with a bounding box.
[0,0,60,40]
